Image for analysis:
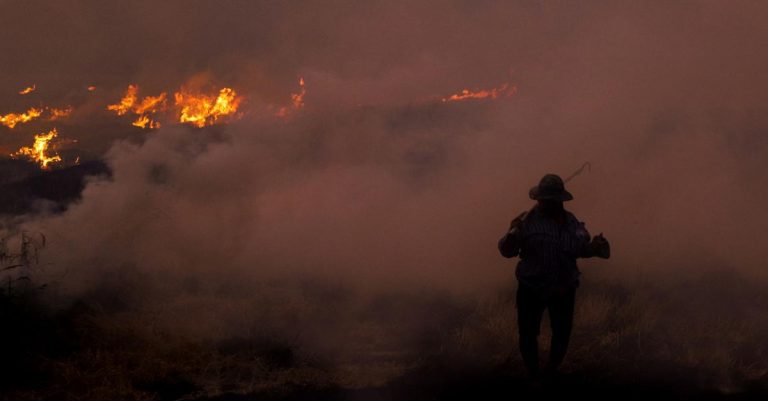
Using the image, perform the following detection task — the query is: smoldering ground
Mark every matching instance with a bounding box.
[2,1,768,399]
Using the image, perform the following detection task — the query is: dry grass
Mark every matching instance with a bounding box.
[442,270,768,394]
[2,269,768,400]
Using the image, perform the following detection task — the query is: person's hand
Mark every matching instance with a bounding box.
[509,211,528,231]
[590,233,610,258]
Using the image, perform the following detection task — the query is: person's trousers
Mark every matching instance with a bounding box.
[516,282,576,375]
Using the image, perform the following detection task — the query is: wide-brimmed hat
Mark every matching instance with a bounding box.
[529,174,573,201]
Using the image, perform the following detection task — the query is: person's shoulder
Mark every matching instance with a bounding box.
[564,210,584,225]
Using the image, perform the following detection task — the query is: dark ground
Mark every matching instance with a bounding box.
[2,274,767,401]
[0,159,109,216]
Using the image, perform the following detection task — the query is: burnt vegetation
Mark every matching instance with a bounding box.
[0,159,110,216]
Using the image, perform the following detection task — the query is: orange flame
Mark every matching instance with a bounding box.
[49,107,74,121]
[174,87,241,127]
[277,78,306,117]
[132,115,161,129]
[12,128,62,169]
[107,84,138,115]
[108,85,167,129]
[0,108,43,128]
[134,92,167,115]
[441,83,515,102]
[19,85,36,95]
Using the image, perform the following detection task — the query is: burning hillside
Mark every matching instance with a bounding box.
[2,77,517,170]
[2,2,768,400]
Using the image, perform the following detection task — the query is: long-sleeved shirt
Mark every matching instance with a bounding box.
[498,206,592,289]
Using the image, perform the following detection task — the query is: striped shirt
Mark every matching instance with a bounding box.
[498,205,592,289]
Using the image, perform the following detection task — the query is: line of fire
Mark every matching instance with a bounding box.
[2,80,513,170]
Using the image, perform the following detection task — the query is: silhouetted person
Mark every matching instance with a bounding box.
[498,174,610,379]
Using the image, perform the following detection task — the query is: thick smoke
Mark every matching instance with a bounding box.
[3,1,768,364]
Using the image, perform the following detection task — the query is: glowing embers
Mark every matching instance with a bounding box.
[175,87,241,127]
[19,85,36,95]
[12,128,62,169]
[0,108,43,129]
[277,78,306,118]
[48,107,73,121]
[441,82,516,102]
[107,85,166,129]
